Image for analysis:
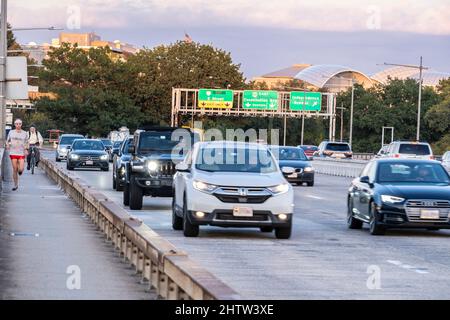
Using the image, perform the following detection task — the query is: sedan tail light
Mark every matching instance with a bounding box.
[394,154,400,158]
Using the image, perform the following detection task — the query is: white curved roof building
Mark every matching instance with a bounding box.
[372,66,450,87]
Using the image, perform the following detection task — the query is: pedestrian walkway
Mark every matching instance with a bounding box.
[0,163,155,299]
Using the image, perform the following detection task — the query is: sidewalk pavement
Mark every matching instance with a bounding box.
[0,162,155,299]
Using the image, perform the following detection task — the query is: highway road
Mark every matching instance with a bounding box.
[46,151,450,299]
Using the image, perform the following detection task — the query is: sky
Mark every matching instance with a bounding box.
[8,0,450,79]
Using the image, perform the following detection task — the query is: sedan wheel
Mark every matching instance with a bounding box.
[172,194,183,231]
[369,203,385,236]
[347,199,363,229]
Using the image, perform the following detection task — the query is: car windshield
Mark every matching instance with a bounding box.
[113,141,122,148]
[72,140,105,151]
[195,146,278,173]
[399,144,431,155]
[138,131,195,153]
[122,139,132,154]
[101,139,113,146]
[272,147,307,161]
[377,162,450,184]
[326,143,351,151]
[60,136,82,145]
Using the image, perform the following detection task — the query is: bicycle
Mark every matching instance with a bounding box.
[29,145,38,175]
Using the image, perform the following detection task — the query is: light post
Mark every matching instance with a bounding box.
[336,103,346,142]
[382,58,427,141]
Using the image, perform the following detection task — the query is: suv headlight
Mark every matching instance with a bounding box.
[193,180,217,193]
[147,161,158,171]
[70,154,80,160]
[304,167,314,172]
[268,183,289,195]
[381,195,405,204]
[100,155,109,161]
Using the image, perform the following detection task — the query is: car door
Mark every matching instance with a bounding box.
[353,162,374,220]
[358,162,377,220]
[174,150,192,209]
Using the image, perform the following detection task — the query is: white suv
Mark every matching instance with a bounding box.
[385,141,434,160]
[172,141,295,238]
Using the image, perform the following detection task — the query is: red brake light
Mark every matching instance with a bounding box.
[430,155,435,160]
[394,154,400,158]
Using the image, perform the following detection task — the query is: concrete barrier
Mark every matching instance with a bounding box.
[39,157,240,300]
[311,158,368,178]
[0,148,3,191]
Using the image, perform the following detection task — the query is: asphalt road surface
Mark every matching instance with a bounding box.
[46,151,450,299]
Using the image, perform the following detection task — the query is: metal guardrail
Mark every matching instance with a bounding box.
[311,157,367,178]
[40,157,241,300]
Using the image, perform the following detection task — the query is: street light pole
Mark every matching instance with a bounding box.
[417,56,423,141]
[349,82,354,147]
[382,58,428,141]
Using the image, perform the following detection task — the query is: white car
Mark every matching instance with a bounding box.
[172,141,295,238]
[442,151,450,172]
[384,141,434,160]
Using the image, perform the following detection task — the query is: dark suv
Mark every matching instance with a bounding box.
[315,141,353,159]
[123,126,199,210]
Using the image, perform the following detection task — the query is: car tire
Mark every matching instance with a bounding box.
[116,179,124,192]
[347,199,363,229]
[369,202,385,236]
[129,176,143,210]
[172,194,183,231]
[295,182,303,186]
[275,224,291,239]
[123,182,130,206]
[112,173,117,190]
[183,196,199,237]
[260,227,274,232]
[56,157,61,162]
[101,166,109,172]
[307,181,314,187]
[66,162,74,171]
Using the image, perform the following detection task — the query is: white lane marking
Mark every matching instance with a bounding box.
[307,195,324,200]
[387,260,429,274]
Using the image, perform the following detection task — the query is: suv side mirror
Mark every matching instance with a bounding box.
[175,163,190,172]
[128,145,135,154]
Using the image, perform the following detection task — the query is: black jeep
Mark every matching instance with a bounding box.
[123,126,198,210]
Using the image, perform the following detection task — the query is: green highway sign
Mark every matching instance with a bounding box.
[289,92,322,111]
[243,90,279,110]
[198,89,233,109]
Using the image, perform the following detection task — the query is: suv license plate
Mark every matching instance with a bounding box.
[233,207,253,217]
[86,160,93,165]
[420,209,440,220]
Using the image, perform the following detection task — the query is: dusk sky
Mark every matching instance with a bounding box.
[8,0,450,79]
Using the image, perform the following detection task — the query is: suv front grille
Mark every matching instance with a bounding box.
[213,187,272,204]
[80,156,100,161]
[214,212,270,222]
[405,200,450,222]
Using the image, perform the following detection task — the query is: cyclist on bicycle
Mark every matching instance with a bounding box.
[26,124,44,170]
[6,118,28,191]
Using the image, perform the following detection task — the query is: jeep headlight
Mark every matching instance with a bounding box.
[381,195,405,204]
[193,180,217,193]
[70,154,80,160]
[147,161,158,171]
[100,155,109,161]
[304,167,314,172]
[268,183,289,195]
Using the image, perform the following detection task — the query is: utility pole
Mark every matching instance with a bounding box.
[382,57,427,141]
[0,0,7,146]
[349,82,354,147]
[336,104,346,142]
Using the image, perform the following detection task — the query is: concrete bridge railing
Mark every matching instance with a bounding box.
[40,157,241,300]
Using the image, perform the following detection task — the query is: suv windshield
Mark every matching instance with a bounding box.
[138,131,195,153]
[377,162,450,184]
[273,147,307,161]
[196,147,278,173]
[60,136,82,145]
[72,140,105,151]
[122,139,132,154]
[101,139,113,147]
[399,144,431,155]
[326,143,351,152]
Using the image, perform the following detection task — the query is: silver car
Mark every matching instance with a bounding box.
[55,134,84,161]
[442,151,450,172]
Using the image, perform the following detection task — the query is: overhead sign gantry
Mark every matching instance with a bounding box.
[171,88,338,142]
